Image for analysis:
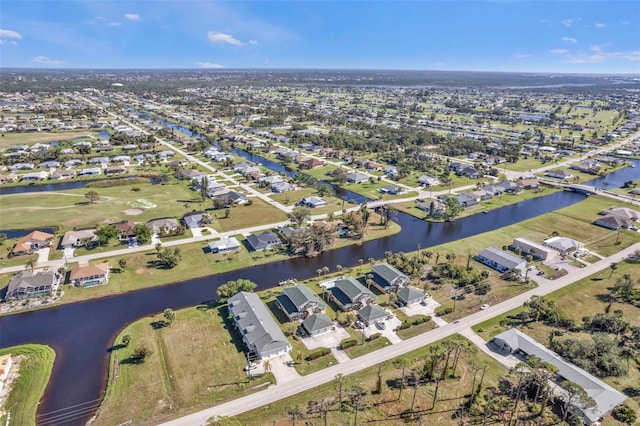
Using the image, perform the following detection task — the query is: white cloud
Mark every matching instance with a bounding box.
[0,29,23,39]
[549,49,568,55]
[249,40,258,45]
[207,31,243,46]
[594,23,608,28]
[562,36,577,43]
[109,22,121,27]
[124,13,141,21]
[195,62,224,68]
[564,44,640,64]
[32,56,65,65]
[513,53,531,59]
[561,19,573,27]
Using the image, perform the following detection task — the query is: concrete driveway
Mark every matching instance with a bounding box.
[401,297,441,317]
[260,353,299,384]
[300,324,350,351]
[364,316,402,344]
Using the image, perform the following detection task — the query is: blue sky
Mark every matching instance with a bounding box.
[1,1,638,73]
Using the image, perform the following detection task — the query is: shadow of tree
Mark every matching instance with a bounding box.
[107,343,126,353]
[150,320,168,329]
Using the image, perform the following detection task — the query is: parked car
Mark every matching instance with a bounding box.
[355,320,365,329]
[243,363,258,371]
[394,299,405,308]
[376,321,386,330]
[537,271,545,276]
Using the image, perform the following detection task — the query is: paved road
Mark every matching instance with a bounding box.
[160,242,640,426]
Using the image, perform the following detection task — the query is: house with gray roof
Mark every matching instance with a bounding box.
[493,329,627,425]
[476,247,527,274]
[61,229,97,249]
[397,287,426,306]
[328,276,376,311]
[299,196,327,208]
[357,304,388,326]
[301,313,334,336]
[182,211,211,229]
[228,291,291,360]
[512,238,558,261]
[246,231,283,252]
[145,218,180,234]
[370,262,410,293]
[207,237,241,254]
[6,270,62,301]
[276,284,325,321]
[346,172,369,184]
[543,236,584,254]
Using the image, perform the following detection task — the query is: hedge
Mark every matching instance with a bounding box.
[340,339,358,349]
[306,348,331,361]
[412,315,432,325]
[435,307,453,316]
[368,333,381,341]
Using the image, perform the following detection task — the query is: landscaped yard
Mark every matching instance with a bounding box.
[0,344,55,426]
[95,305,275,426]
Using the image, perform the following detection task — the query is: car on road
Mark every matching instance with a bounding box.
[376,321,386,330]
[480,304,490,310]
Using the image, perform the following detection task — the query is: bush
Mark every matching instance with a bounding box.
[306,348,331,361]
[435,307,453,316]
[368,332,381,341]
[612,404,637,424]
[412,315,431,325]
[340,339,358,349]
[398,320,412,330]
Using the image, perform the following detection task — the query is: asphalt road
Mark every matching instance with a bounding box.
[160,242,640,426]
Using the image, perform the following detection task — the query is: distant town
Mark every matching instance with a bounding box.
[0,69,639,426]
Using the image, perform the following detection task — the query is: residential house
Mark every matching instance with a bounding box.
[370,262,410,293]
[397,287,426,306]
[418,175,438,187]
[301,313,334,337]
[114,220,137,241]
[271,181,295,193]
[297,157,324,169]
[483,185,504,197]
[516,178,540,190]
[497,181,522,193]
[416,199,446,215]
[456,193,478,207]
[111,155,130,163]
[78,167,102,176]
[476,247,527,274]
[357,304,388,326]
[182,211,211,229]
[38,160,60,169]
[228,291,291,360]
[493,329,626,425]
[346,172,369,184]
[545,170,574,180]
[6,270,61,300]
[105,166,127,175]
[88,157,110,166]
[543,236,584,254]
[69,263,110,287]
[328,276,376,311]
[384,166,398,177]
[512,238,558,260]
[459,166,482,179]
[20,171,49,182]
[299,196,327,208]
[276,284,325,321]
[50,170,77,180]
[468,190,493,202]
[207,237,241,253]
[61,229,97,249]
[246,231,283,252]
[0,173,18,184]
[211,190,249,205]
[177,169,205,181]
[11,230,55,256]
[595,206,639,230]
[145,218,180,234]
[379,185,403,195]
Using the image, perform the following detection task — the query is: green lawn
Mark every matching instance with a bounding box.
[0,181,197,231]
[0,344,55,426]
[95,305,275,425]
[209,198,288,232]
[0,130,100,148]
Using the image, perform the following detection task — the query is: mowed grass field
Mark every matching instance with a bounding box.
[95,306,275,426]
[0,344,55,426]
[0,130,100,148]
[0,182,197,231]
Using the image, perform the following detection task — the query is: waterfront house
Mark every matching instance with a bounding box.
[69,263,110,287]
[328,276,376,311]
[6,270,61,300]
[370,262,410,293]
[11,230,55,256]
[276,284,325,321]
[476,247,527,274]
[246,231,283,252]
[207,237,241,253]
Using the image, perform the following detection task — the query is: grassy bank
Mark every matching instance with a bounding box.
[0,344,55,426]
[95,305,275,426]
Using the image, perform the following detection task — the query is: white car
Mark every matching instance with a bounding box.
[480,304,490,310]
[243,363,258,371]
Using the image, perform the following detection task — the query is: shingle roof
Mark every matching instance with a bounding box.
[302,313,333,333]
[397,287,426,304]
[333,277,375,302]
[371,263,409,287]
[493,329,627,423]
[282,284,324,311]
[69,263,109,280]
[228,292,290,359]
[477,247,526,270]
[357,304,388,323]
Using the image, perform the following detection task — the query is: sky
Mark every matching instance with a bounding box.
[1,1,639,73]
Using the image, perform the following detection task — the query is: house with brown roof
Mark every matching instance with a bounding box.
[69,263,110,287]
[11,230,55,256]
[114,220,137,241]
[297,157,325,169]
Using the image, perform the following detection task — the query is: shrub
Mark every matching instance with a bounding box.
[435,307,453,316]
[398,320,412,330]
[368,332,381,341]
[340,339,358,349]
[612,404,637,424]
[412,315,431,325]
[306,348,331,361]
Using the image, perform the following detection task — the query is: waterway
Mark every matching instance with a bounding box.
[0,190,589,425]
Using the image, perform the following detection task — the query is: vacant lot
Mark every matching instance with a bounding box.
[0,130,100,148]
[95,306,275,426]
[209,197,289,232]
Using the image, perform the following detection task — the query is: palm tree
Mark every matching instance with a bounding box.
[263,359,272,372]
[25,258,36,272]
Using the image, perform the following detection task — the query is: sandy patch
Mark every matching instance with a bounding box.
[127,199,157,209]
[124,208,144,216]
[135,268,146,274]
